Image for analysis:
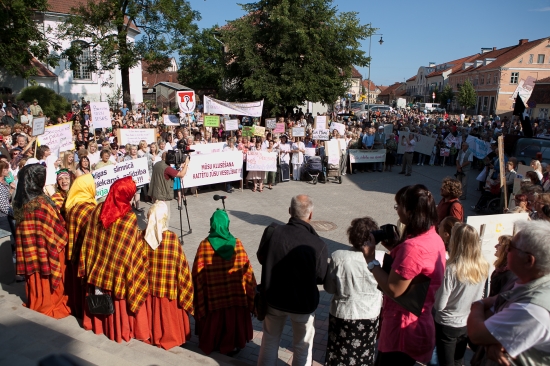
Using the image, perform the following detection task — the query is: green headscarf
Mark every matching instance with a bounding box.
[208,209,236,260]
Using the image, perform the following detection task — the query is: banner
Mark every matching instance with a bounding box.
[242,126,253,137]
[329,122,345,136]
[225,119,239,131]
[191,142,226,155]
[90,102,111,129]
[349,149,386,163]
[314,116,327,130]
[92,157,150,200]
[312,129,330,141]
[182,151,243,187]
[204,115,220,127]
[117,128,156,145]
[273,123,285,134]
[163,115,180,126]
[265,118,277,129]
[384,124,393,136]
[204,95,263,117]
[37,122,74,156]
[397,133,436,156]
[32,117,46,136]
[292,127,305,137]
[253,126,266,136]
[176,90,196,113]
[440,148,450,157]
[246,151,277,172]
[465,135,491,159]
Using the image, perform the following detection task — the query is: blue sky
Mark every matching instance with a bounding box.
[188,0,550,87]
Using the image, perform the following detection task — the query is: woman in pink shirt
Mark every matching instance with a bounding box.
[361,184,446,365]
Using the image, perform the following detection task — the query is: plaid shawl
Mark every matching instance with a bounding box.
[15,196,68,290]
[65,202,95,261]
[79,203,149,313]
[192,239,256,320]
[50,191,66,213]
[145,230,194,314]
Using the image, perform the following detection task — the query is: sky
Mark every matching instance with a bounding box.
[186,0,550,87]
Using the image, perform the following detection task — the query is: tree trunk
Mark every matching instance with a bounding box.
[121,66,132,110]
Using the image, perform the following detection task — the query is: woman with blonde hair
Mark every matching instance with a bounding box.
[489,235,516,297]
[530,159,543,181]
[61,151,77,175]
[433,223,489,366]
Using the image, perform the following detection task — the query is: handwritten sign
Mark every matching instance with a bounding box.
[246,151,277,172]
[349,149,386,163]
[465,135,491,159]
[253,125,266,136]
[31,117,46,136]
[397,133,437,156]
[444,133,458,148]
[329,122,345,136]
[204,115,220,127]
[440,148,450,157]
[163,115,180,126]
[292,127,305,137]
[117,128,156,145]
[37,122,74,156]
[265,118,277,129]
[90,102,111,129]
[182,151,243,187]
[315,116,327,130]
[92,158,150,199]
[242,126,253,137]
[312,129,330,141]
[325,140,341,165]
[273,123,286,134]
[225,119,239,131]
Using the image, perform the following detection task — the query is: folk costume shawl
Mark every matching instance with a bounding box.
[65,173,96,212]
[100,176,135,229]
[207,209,236,260]
[145,201,168,250]
[14,164,68,290]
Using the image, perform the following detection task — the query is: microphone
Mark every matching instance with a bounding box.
[213,195,227,201]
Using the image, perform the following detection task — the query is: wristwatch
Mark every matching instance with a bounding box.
[367,259,380,272]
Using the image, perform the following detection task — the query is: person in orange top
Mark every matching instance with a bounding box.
[79,176,150,343]
[142,201,194,349]
[14,163,71,319]
[192,209,257,355]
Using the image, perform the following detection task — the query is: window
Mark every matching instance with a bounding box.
[72,41,92,80]
[494,74,498,84]
[480,76,484,85]
[538,54,545,64]
[510,72,519,84]
[540,108,549,120]
[487,74,491,84]
[528,54,533,64]
[483,97,488,112]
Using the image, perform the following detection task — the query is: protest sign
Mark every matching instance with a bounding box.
[204,115,220,127]
[183,150,243,187]
[253,125,266,136]
[163,115,180,126]
[37,122,74,156]
[265,118,277,129]
[349,149,386,164]
[465,135,491,159]
[117,128,156,145]
[204,95,264,117]
[92,157,150,200]
[397,133,436,156]
[329,122,345,136]
[314,116,327,130]
[90,102,111,129]
[305,148,316,157]
[444,133,459,148]
[176,90,196,113]
[512,164,532,194]
[225,119,239,131]
[31,117,46,136]
[273,123,285,134]
[246,151,277,171]
[242,126,253,137]
[191,142,226,155]
[384,124,393,136]
[312,129,330,141]
[325,140,341,165]
[440,148,450,157]
[292,127,305,137]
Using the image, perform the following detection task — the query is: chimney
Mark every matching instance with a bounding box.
[493,47,497,51]
[519,39,528,45]
[429,62,436,67]
[481,48,492,54]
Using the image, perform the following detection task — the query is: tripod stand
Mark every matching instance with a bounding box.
[177,185,192,243]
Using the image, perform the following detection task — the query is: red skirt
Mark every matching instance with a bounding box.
[195,306,253,355]
[64,261,86,318]
[24,249,71,319]
[143,296,191,350]
[82,291,150,343]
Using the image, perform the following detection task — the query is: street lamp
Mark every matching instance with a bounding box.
[367,26,383,122]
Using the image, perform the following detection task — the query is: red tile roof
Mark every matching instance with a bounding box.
[527,82,550,105]
[362,79,377,91]
[475,37,548,71]
[406,75,416,82]
[378,85,388,92]
[142,71,179,88]
[426,54,479,77]
[534,76,550,84]
[379,82,405,96]
[28,58,56,78]
[351,66,362,79]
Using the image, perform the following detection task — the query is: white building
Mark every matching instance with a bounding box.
[0,0,143,105]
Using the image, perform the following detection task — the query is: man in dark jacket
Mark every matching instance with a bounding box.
[257,194,328,366]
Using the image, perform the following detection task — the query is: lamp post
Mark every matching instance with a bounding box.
[367,26,383,122]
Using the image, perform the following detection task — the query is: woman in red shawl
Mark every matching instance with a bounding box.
[14,163,71,319]
[192,209,257,355]
[78,176,150,343]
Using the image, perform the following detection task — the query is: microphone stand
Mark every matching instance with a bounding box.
[220,197,226,210]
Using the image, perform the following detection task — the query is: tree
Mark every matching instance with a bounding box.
[438,84,454,107]
[220,0,371,115]
[457,79,476,110]
[0,0,60,78]
[17,86,71,118]
[178,26,224,92]
[57,0,200,107]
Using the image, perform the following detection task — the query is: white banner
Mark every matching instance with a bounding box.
[32,117,46,136]
[397,133,436,156]
[191,142,226,155]
[246,151,277,172]
[225,119,239,131]
[312,129,330,141]
[182,151,243,187]
[349,149,386,163]
[292,127,305,137]
[465,135,491,159]
[204,95,264,117]
[92,158,150,200]
[163,115,180,126]
[37,122,74,156]
[176,90,196,113]
[117,128,156,145]
[90,102,111,129]
[329,122,345,136]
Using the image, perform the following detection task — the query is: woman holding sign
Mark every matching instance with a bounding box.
[246,141,266,192]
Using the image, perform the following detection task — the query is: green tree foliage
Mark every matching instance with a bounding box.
[17,86,71,118]
[457,79,476,110]
[220,0,371,115]
[57,0,200,106]
[178,26,224,92]
[0,0,60,78]
[438,84,454,107]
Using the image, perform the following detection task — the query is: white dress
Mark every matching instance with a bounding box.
[291,141,305,181]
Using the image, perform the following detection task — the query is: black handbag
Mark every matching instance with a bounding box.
[86,288,114,315]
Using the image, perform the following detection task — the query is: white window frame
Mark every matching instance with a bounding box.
[72,41,92,80]
[510,72,519,84]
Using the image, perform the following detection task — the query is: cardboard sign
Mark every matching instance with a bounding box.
[176,90,196,113]
[242,126,253,137]
[253,125,266,136]
[312,129,330,141]
[349,149,386,163]
[31,117,46,136]
[265,118,277,129]
[246,151,277,172]
[325,140,341,165]
[397,133,437,156]
[273,123,286,134]
[384,124,393,136]
[225,119,239,131]
[292,127,305,137]
[182,151,243,187]
[465,135,491,159]
[92,157,150,199]
[163,115,180,126]
[37,122,74,155]
[117,128,156,145]
[329,122,345,136]
[314,116,328,130]
[204,115,220,127]
[440,148,450,157]
[90,102,111,129]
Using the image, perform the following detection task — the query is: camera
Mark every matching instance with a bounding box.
[371,224,399,249]
[166,140,194,166]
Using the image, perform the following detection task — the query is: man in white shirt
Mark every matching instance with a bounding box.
[398,133,416,176]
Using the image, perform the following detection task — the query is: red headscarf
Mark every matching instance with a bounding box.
[100,176,136,228]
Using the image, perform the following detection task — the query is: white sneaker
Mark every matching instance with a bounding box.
[416,163,420,166]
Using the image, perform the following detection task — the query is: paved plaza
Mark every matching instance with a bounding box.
[0,165,480,365]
